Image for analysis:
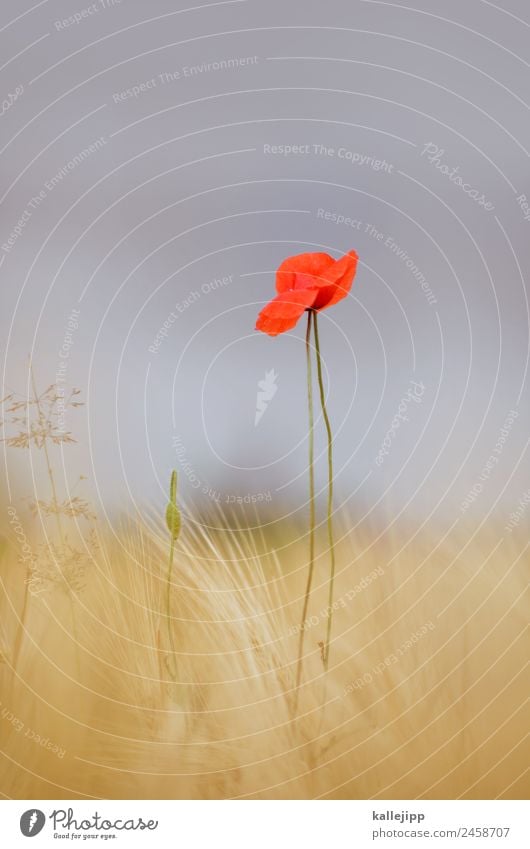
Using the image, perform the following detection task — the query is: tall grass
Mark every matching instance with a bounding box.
[0,507,527,799]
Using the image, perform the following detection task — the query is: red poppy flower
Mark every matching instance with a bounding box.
[255,250,358,336]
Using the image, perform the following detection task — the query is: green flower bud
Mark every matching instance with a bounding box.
[166,470,181,541]
[166,502,181,540]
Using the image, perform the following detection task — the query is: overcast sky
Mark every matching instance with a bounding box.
[1,0,528,534]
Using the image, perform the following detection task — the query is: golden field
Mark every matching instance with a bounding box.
[0,509,528,800]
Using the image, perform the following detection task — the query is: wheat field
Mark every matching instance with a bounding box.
[0,507,527,800]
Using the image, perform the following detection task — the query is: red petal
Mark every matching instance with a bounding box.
[256,288,318,336]
[276,252,335,294]
[313,250,359,309]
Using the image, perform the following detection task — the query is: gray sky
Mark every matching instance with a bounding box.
[1,0,528,532]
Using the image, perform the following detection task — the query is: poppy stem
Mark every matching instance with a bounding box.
[165,536,178,681]
[294,309,315,711]
[313,312,335,671]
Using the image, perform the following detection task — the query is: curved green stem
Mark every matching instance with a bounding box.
[165,537,178,680]
[313,312,336,670]
[294,310,316,709]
